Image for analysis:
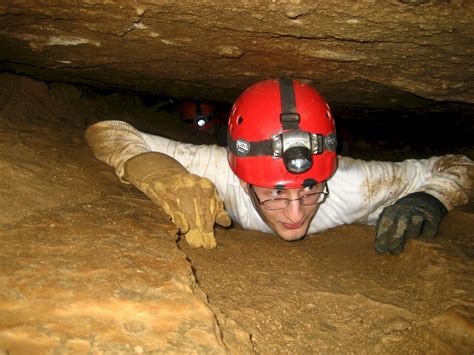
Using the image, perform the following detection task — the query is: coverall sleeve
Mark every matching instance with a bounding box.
[314,155,473,233]
[85,120,231,193]
[363,154,472,222]
[85,120,256,228]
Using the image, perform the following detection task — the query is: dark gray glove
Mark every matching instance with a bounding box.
[375,192,448,255]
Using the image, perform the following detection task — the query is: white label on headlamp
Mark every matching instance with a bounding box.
[236,139,250,156]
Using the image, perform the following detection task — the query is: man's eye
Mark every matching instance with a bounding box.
[270,190,283,197]
[304,185,316,192]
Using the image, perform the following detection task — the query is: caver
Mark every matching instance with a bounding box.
[85,78,473,254]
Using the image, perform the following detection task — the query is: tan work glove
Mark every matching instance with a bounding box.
[123,152,231,249]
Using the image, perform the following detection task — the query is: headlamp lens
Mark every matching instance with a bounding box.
[196,115,207,127]
[283,146,312,173]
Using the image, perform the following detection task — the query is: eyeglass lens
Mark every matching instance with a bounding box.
[253,184,328,210]
[262,192,326,210]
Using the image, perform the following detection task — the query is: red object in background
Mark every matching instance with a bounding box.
[179,100,217,131]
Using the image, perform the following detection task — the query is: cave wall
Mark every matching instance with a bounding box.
[0,73,254,353]
[1,1,474,350]
[1,0,473,107]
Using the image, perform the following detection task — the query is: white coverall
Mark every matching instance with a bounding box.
[86,120,473,235]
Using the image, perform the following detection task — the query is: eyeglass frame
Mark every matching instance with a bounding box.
[249,182,329,211]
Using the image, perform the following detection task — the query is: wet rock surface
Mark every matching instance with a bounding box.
[0,74,473,353]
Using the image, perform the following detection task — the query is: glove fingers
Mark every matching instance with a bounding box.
[158,191,190,233]
[185,228,217,249]
[375,192,447,255]
[182,184,226,249]
[404,214,424,240]
[216,211,231,227]
[169,210,190,233]
[389,243,405,255]
[420,219,439,239]
[376,213,408,254]
[142,173,226,249]
[201,231,217,249]
[185,228,204,248]
[210,195,231,227]
[387,215,409,254]
[191,196,214,233]
[375,215,396,254]
[180,195,217,249]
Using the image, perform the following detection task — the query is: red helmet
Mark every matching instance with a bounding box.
[227,78,337,188]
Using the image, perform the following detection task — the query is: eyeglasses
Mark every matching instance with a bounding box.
[249,183,329,211]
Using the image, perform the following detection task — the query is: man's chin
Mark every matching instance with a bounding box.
[279,233,305,242]
[274,225,308,241]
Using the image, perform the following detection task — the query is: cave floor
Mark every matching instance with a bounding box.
[1,73,473,353]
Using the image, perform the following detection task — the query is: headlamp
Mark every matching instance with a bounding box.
[195,115,207,127]
[283,146,312,173]
[272,130,322,174]
[228,128,336,174]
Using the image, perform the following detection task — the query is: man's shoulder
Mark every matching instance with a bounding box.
[335,155,368,173]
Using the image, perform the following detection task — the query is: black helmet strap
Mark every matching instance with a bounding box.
[279,78,300,130]
[227,131,337,157]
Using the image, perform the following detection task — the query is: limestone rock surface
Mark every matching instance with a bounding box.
[0,74,252,353]
[0,0,473,106]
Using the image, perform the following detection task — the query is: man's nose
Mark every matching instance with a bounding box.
[286,198,304,222]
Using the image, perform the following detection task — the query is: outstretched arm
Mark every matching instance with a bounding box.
[365,155,473,255]
[85,120,231,249]
[85,120,151,182]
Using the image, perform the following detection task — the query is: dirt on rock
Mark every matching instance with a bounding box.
[1,73,473,353]
[181,219,474,353]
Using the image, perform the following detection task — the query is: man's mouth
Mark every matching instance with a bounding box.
[282,222,304,229]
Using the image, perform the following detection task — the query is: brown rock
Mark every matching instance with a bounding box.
[0,1,473,106]
[0,74,252,353]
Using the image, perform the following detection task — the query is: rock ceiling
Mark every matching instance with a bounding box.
[0,1,473,108]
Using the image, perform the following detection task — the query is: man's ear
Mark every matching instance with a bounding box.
[240,179,250,195]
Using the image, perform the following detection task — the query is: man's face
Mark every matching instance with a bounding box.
[241,181,325,241]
